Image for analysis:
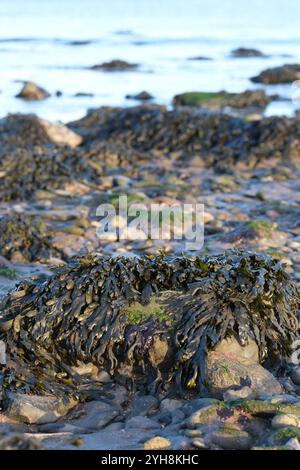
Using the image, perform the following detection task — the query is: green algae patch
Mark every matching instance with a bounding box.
[271,426,300,445]
[173,91,235,107]
[0,267,18,279]
[125,298,173,326]
[246,220,276,237]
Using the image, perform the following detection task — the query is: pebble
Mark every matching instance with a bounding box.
[291,368,300,386]
[125,416,161,431]
[272,413,300,429]
[143,436,171,450]
[192,438,207,449]
[210,428,252,450]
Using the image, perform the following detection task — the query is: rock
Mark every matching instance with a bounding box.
[38,118,83,148]
[213,336,259,363]
[187,403,227,427]
[272,413,300,428]
[270,426,300,445]
[251,64,300,84]
[0,434,42,450]
[91,60,138,72]
[0,341,6,365]
[206,336,283,399]
[210,427,252,450]
[126,91,153,101]
[223,386,254,402]
[69,401,120,431]
[16,81,50,101]
[192,438,207,449]
[188,56,212,61]
[182,398,219,416]
[291,367,300,385]
[127,395,158,418]
[231,47,267,58]
[172,90,272,109]
[74,92,94,97]
[160,398,182,413]
[0,114,82,148]
[125,416,161,431]
[5,393,77,424]
[234,400,300,416]
[143,436,171,450]
[286,437,300,450]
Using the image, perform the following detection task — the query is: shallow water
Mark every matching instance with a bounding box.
[0,0,300,122]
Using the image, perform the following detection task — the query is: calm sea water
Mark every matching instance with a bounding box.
[0,0,300,122]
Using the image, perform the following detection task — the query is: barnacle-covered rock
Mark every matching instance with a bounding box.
[0,213,64,263]
[0,250,298,402]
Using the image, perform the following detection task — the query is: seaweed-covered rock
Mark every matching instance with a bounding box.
[252,64,300,84]
[0,213,63,263]
[0,144,97,201]
[0,114,82,148]
[16,81,50,101]
[91,60,138,71]
[69,105,300,170]
[173,90,272,109]
[0,251,298,400]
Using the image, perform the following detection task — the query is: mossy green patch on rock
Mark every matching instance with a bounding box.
[173,91,235,107]
[270,426,300,445]
[125,298,174,326]
[246,220,276,237]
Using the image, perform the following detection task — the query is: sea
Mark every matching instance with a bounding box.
[0,0,300,122]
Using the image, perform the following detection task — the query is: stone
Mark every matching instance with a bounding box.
[192,438,207,449]
[91,60,138,72]
[39,118,83,148]
[206,336,283,399]
[231,47,266,58]
[251,64,300,84]
[160,398,182,413]
[126,91,153,101]
[143,436,171,450]
[182,398,219,416]
[213,336,259,363]
[0,434,42,450]
[127,395,158,418]
[125,416,161,431]
[16,81,50,101]
[69,401,120,431]
[272,413,300,429]
[187,404,227,428]
[290,367,300,385]
[0,341,6,365]
[223,386,254,402]
[210,428,252,450]
[286,437,300,450]
[5,393,77,425]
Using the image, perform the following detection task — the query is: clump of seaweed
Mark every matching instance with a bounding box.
[70,105,300,170]
[0,251,298,399]
[0,213,64,263]
[0,145,98,201]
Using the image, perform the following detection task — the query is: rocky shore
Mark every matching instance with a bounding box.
[0,99,300,450]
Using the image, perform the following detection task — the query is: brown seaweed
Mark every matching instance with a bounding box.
[0,250,298,400]
[0,213,65,263]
